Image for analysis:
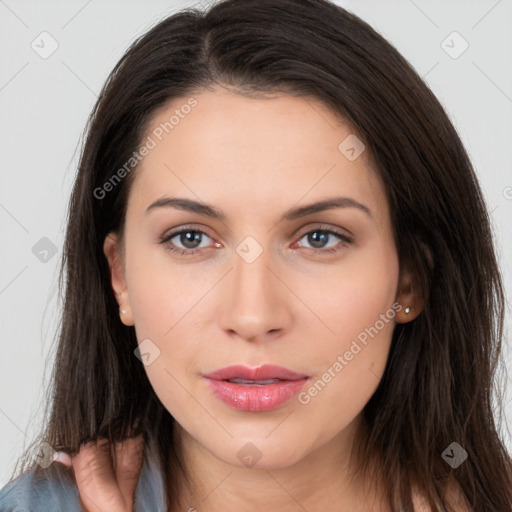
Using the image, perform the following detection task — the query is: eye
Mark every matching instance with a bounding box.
[159,226,220,256]
[159,225,353,257]
[293,227,353,254]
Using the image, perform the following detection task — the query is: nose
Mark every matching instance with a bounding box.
[218,245,293,344]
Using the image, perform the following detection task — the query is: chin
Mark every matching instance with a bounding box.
[214,438,308,470]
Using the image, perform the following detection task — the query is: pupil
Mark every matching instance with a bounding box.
[309,231,328,248]
[181,231,201,248]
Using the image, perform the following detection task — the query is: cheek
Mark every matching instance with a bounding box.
[300,241,399,350]
[294,243,398,409]
[125,242,211,338]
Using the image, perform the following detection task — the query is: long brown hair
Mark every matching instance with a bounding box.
[11,0,512,510]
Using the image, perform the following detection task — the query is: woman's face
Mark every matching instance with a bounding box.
[104,89,417,471]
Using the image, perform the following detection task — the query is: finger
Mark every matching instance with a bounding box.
[113,435,145,503]
[71,438,125,512]
[53,451,72,467]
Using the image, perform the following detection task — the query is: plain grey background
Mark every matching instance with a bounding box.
[1,0,511,488]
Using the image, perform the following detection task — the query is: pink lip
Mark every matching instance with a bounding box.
[202,364,309,412]
[203,364,308,381]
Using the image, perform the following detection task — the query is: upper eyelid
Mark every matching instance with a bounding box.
[295,223,352,237]
[163,223,349,235]
[162,224,215,241]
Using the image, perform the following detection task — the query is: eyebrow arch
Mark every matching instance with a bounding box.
[281,197,372,221]
[145,196,372,221]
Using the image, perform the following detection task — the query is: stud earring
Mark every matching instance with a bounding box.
[404,306,411,314]
[119,309,127,315]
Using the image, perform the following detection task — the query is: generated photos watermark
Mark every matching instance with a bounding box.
[298,301,403,405]
[93,97,198,200]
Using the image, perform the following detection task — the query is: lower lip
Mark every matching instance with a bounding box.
[204,377,309,412]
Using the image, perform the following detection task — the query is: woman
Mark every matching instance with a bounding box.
[1,0,511,510]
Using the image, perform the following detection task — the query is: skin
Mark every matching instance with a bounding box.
[62,436,144,512]
[65,89,426,511]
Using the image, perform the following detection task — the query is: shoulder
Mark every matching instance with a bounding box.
[411,486,433,512]
[0,463,82,511]
[411,480,473,512]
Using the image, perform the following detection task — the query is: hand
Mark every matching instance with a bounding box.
[54,435,145,512]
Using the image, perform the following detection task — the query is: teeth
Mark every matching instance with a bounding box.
[228,378,282,385]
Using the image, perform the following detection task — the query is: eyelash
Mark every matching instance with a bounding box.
[159,224,353,257]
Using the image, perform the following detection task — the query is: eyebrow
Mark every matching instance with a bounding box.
[145,196,372,221]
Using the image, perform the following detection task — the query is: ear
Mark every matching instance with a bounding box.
[394,266,424,324]
[103,233,134,326]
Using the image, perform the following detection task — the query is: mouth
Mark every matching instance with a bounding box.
[202,364,309,412]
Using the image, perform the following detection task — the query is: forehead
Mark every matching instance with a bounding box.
[127,90,387,223]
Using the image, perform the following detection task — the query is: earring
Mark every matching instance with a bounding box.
[404,306,411,314]
[119,309,127,315]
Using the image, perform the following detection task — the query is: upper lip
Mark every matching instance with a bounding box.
[203,364,308,381]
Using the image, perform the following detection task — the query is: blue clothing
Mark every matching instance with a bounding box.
[0,449,166,511]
